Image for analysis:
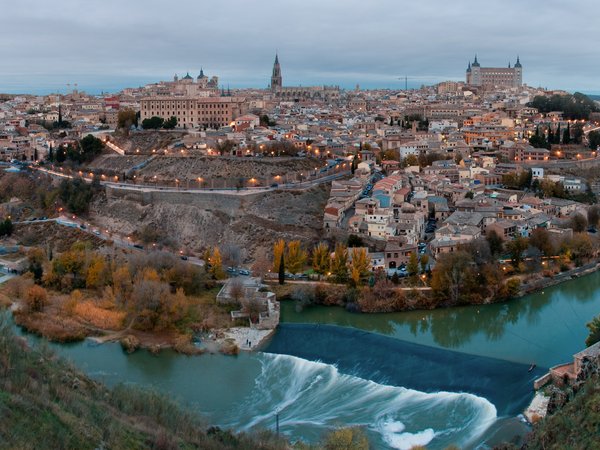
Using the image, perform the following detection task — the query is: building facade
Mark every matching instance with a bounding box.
[140,96,246,129]
[466,55,522,88]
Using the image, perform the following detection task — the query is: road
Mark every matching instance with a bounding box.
[31,166,350,195]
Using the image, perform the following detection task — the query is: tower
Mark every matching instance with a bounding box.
[270,53,282,91]
[466,61,471,84]
[514,56,522,87]
[470,55,481,86]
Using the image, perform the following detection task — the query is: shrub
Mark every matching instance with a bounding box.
[25,285,48,312]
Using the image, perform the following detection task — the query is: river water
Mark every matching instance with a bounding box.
[28,271,600,449]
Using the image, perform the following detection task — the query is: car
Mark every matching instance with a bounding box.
[93,230,101,236]
[40,216,47,220]
[295,273,308,279]
[270,183,279,188]
[588,227,597,233]
[226,267,237,273]
[180,255,189,260]
[79,224,86,229]
[238,269,250,276]
[133,244,144,249]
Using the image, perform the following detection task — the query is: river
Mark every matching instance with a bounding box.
[24,271,600,449]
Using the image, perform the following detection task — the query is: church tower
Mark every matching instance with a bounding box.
[270,53,282,91]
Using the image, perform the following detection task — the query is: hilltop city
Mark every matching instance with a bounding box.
[2,52,600,449]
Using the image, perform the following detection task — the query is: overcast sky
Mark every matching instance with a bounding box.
[1,0,599,94]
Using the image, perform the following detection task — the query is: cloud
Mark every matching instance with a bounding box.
[0,0,598,93]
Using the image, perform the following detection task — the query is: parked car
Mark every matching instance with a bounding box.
[226,267,237,273]
[238,269,250,276]
[133,244,144,249]
[180,255,189,261]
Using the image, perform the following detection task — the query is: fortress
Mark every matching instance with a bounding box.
[466,55,523,88]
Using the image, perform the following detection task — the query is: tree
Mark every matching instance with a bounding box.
[141,116,164,130]
[347,234,364,248]
[465,191,474,199]
[529,228,554,256]
[505,236,529,268]
[586,315,600,347]
[0,218,14,237]
[407,251,419,277]
[25,285,48,312]
[324,427,369,450]
[563,123,571,144]
[588,206,600,229]
[430,251,477,305]
[272,239,285,273]
[486,230,504,256]
[286,240,307,274]
[278,253,285,285]
[570,213,588,233]
[330,243,349,283]
[420,254,429,273]
[27,248,45,283]
[79,134,104,162]
[349,248,369,286]
[163,116,177,129]
[117,109,137,130]
[312,243,330,276]
[589,130,600,150]
[209,247,225,279]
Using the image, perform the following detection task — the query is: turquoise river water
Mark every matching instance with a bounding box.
[21,270,600,449]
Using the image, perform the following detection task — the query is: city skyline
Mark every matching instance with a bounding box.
[1,0,599,94]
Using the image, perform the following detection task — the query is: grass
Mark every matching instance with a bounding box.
[0,314,289,450]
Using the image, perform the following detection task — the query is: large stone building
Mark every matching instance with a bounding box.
[269,54,340,101]
[140,96,246,129]
[466,55,522,88]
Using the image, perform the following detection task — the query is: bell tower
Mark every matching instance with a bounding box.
[270,53,282,91]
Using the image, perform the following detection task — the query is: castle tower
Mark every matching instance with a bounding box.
[470,55,481,86]
[466,61,472,84]
[514,56,522,87]
[270,53,282,91]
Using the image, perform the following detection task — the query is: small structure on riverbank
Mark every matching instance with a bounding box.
[217,277,279,330]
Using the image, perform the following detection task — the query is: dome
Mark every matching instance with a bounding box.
[182,72,193,80]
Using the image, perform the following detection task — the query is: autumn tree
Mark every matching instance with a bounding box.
[324,427,369,450]
[330,243,349,283]
[349,248,369,286]
[209,247,225,279]
[420,254,429,274]
[312,243,330,277]
[25,285,48,312]
[407,252,419,277]
[286,240,307,274]
[86,255,107,289]
[272,239,285,272]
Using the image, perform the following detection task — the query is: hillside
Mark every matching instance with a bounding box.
[0,317,288,450]
[91,185,330,259]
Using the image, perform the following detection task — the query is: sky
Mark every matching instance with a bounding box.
[1,0,599,95]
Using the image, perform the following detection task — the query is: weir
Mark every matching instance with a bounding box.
[264,323,546,416]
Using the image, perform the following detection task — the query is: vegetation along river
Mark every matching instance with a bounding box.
[24,271,600,449]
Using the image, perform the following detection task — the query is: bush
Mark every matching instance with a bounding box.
[25,285,48,312]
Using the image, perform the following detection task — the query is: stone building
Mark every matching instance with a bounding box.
[466,55,523,88]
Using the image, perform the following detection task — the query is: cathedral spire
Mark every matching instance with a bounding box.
[271,52,282,91]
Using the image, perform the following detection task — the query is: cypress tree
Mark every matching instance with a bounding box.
[556,124,561,144]
[564,124,571,144]
[278,253,285,285]
[547,127,554,145]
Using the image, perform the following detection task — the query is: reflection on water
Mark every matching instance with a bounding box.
[281,270,600,367]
